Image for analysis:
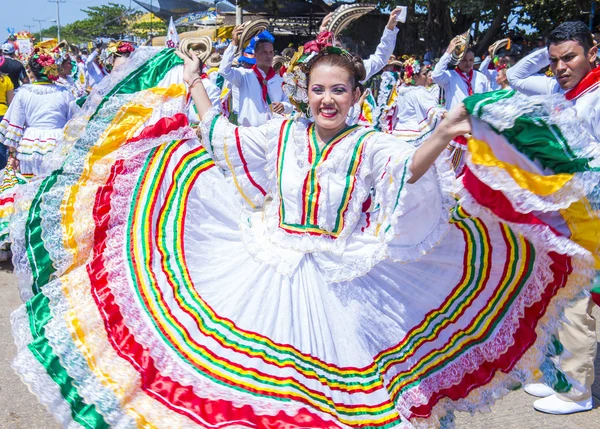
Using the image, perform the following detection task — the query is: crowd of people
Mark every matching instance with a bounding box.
[0,5,599,429]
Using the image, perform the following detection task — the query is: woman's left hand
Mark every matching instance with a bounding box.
[440,104,471,139]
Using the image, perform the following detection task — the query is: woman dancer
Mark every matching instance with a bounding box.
[0,48,73,176]
[9,37,599,429]
[386,58,444,144]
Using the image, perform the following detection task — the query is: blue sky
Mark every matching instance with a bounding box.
[2,0,131,40]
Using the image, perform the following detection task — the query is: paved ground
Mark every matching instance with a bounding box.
[1,260,599,428]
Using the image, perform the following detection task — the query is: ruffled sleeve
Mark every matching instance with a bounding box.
[366,133,456,261]
[0,90,25,148]
[461,91,600,269]
[199,106,280,210]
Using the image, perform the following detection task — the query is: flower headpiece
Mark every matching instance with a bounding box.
[403,57,430,85]
[495,63,509,72]
[31,47,60,81]
[107,41,135,57]
[282,31,355,116]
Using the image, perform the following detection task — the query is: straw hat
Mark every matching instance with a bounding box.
[490,38,511,57]
[272,55,287,72]
[237,19,270,55]
[179,36,213,64]
[325,3,377,36]
[205,52,222,68]
[450,30,471,65]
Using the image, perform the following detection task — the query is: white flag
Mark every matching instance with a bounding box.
[166,17,180,48]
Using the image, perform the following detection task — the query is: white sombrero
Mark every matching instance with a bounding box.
[179,36,213,64]
[237,19,270,55]
[450,30,471,65]
[325,4,377,36]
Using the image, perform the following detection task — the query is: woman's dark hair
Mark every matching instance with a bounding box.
[305,50,366,93]
[547,21,594,53]
[28,56,45,80]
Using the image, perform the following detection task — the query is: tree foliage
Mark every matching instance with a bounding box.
[516,0,598,35]
[42,0,598,53]
[39,3,165,44]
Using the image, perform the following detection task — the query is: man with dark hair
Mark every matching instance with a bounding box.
[219,27,291,127]
[432,39,490,109]
[507,20,598,416]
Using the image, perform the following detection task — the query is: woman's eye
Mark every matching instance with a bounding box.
[311,87,324,94]
[333,88,347,94]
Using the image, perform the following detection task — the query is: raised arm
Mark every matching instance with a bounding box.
[177,51,213,121]
[432,38,460,89]
[479,53,494,82]
[86,48,100,67]
[506,48,560,95]
[218,25,245,88]
[361,8,402,83]
[409,103,471,183]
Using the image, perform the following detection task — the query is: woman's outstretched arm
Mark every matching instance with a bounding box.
[408,103,471,183]
[175,51,213,121]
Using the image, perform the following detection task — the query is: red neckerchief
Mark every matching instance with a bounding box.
[565,66,600,101]
[455,68,474,96]
[95,59,106,75]
[252,65,276,105]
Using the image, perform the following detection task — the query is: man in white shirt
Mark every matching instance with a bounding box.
[320,7,402,84]
[323,7,403,125]
[480,47,518,91]
[432,39,491,109]
[219,28,292,127]
[86,41,108,89]
[506,21,599,416]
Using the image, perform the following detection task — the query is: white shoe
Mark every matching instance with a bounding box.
[533,394,592,415]
[524,383,555,398]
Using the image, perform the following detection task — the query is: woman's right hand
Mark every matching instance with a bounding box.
[175,51,201,85]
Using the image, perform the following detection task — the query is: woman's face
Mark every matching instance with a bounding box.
[308,63,359,134]
[426,70,434,86]
[495,68,508,87]
[59,60,71,77]
[414,67,428,87]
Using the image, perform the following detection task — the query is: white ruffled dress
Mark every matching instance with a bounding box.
[8,48,598,429]
[0,83,73,176]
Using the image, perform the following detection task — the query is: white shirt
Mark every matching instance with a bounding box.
[432,53,491,108]
[362,27,399,83]
[393,85,441,137]
[479,56,501,90]
[506,48,599,139]
[345,28,399,125]
[506,48,560,96]
[86,50,108,89]
[219,44,292,127]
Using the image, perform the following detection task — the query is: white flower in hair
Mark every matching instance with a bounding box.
[283,67,308,103]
